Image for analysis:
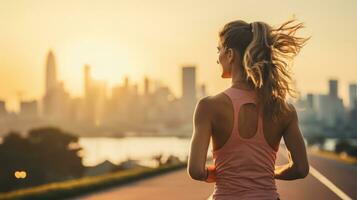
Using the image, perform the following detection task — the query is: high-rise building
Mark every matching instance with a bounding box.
[316,94,344,126]
[144,76,150,95]
[0,100,6,116]
[84,64,91,98]
[83,65,108,126]
[124,76,129,90]
[306,93,314,110]
[181,66,197,120]
[45,50,58,93]
[329,79,338,98]
[83,65,95,124]
[316,80,345,126]
[42,50,69,119]
[92,80,107,126]
[198,84,207,99]
[182,66,197,104]
[349,83,357,109]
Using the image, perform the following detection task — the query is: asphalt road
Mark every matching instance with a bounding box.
[77,145,357,200]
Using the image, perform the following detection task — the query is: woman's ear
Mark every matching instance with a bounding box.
[227,48,235,64]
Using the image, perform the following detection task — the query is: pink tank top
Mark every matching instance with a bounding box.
[210,87,280,200]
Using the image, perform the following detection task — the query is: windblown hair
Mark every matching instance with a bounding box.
[219,19,310,121]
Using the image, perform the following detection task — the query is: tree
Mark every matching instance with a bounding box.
[0,127,84,192]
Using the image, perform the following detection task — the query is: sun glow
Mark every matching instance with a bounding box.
[58,37,136,96]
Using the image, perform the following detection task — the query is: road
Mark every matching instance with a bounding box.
[76,145,357,200]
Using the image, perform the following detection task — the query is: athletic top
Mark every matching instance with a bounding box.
[210,87,280,200]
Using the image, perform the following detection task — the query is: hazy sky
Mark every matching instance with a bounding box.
[0,0,356,111]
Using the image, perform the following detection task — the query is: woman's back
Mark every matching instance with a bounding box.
[187,19,309,200]
[207,86,290,199]
[210,88,290,154]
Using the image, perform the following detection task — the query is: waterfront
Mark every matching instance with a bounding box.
[79,136,357,167]
[78,136,198,167]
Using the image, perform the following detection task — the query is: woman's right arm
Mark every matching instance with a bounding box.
[274,105,310,180]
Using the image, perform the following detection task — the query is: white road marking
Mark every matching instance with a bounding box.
[280,148,353,200]
[309,166,352,200]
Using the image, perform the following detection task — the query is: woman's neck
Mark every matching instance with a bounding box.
[231,80,254,91]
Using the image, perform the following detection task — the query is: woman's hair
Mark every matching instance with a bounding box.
[219,19,310,121]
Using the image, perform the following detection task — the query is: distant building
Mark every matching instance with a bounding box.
[0,100,6,116]
[92,80,108,126]
[67,97,83,122]
[83,65,108,126]
[84,64,91,99]
[315,80,345,126]
[83,65,95,124]
[20,100,38,117]
[45,50,58,93]
[182,66,197,118]
[43,50,58,117]
[42,50,70,120]
[306,93,314,110]
[124,76,129,90]
[349,83,357,109]
[316,94,344,126]
[198,84,207,99]
[144,76,150,96]
[329,79,338,98]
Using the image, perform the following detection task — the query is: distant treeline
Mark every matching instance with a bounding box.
[0,127,84,193]
[305,133,357,157]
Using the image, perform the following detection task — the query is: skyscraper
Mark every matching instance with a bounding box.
[84,64,91,98]
[329,79,338,98]
[316,80,345,126]
[45,50,58,93]
[182,66,197,118]
[182,66,196,103]
[82,65,108,126]
[144,76,150,96]
[349,83,357,109]
[83,65,95,124]
[42,50,70,120]
[306,93,314,110]
[0,100,6,116]
[43,50,59,117]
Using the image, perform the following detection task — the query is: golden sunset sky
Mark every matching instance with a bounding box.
[0,0,356,111]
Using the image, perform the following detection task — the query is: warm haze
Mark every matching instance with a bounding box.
[0,0,356,111]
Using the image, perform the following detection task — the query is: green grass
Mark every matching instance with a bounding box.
[0,162,187,200]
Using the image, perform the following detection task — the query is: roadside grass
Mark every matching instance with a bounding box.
[0,162,187,200]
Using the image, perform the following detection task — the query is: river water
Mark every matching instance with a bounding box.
[78,136,197,167]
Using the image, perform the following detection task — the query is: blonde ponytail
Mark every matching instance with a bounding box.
[219,19,310,121]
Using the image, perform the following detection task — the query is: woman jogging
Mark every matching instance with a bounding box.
[187,19,310,200]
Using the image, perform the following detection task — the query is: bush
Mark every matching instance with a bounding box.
[346,146,357,157]
[0,127,84,193]
[334,139,352,154]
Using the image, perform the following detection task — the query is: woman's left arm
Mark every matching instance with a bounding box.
[187,97,216,182]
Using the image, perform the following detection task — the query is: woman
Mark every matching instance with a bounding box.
[187,19,310,200]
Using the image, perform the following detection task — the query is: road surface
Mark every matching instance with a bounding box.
[77,145,357,200]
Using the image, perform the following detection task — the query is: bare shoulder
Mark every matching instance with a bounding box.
[285,103,298,122]
[195,93,227,114]
[281,102,299,130]
[208,92,230,104]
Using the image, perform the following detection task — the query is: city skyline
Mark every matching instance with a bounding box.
[1,48,357,113]
[1,0,357,111]
[0,49,203,137]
